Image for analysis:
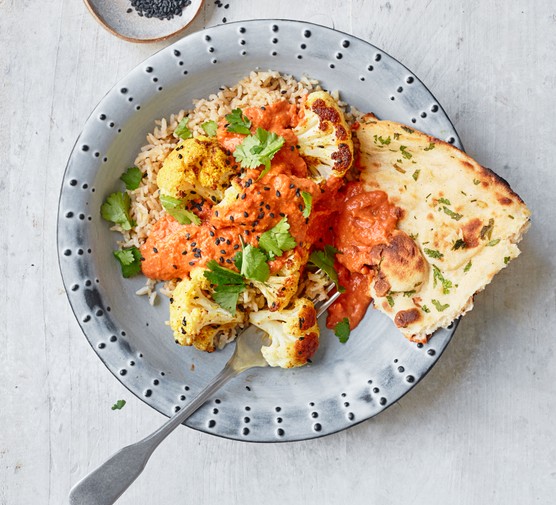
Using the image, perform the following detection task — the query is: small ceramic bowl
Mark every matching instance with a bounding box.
[84,0,204,43]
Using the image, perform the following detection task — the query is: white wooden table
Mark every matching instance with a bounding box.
[1,1,555,504]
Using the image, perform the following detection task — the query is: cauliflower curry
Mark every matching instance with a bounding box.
[137,91,401,367]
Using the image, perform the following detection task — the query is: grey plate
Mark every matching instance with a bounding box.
[58,19,462,442]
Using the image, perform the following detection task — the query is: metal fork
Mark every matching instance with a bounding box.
[69,286,340,505]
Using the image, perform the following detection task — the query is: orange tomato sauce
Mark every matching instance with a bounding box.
[140,100,400,335]
[326,182,400,330]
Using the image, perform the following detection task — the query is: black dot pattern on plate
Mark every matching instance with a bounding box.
[59,20,460,443]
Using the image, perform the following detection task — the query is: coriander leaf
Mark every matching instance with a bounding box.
[438,197,451,205]
[113,247,142,278]
[386,295,395,307]
[120,166,143,190]
[480,218,495,240]
[401,126,414,134]
[424,248,444,259]
[464,260,472,273]
[259,218,297,259]
[412,169,420,181]
[233,128,285,176]
[301,191,313,218]
[400,145,412,159]
[111,399,126,410]
[225,108,252,135]
[308,245,345,292]
[174,117,192,140]
[487,238,500,247]
[101,192,134,230]
[473,178,481,185]
[203,260,244,286]
[213,284,245,314]
[374,134,391,145]
[240,243,270,282]
[424,142,436,151]
[334,318,350,343]
[201,120,218,137]
[393,132,401,140]
[431,299,450,312]
[432,265,452,294]
[443,206,463,221]
[160,194,201,225]
[504,256,510,264]
[403,290,416,297]
[421,305,430,313]
[452,239,466,250]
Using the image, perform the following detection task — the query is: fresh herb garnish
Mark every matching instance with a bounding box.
[464,260,472,273]
[386,295,395,307]
[443,206,463,221]
[334,318,351,343]
[308,245,345,292]
[431,299,450,312]
[120,166,143,190]
[160,195,201,225]
[238,243,270,282]
[452,239,466,250]
[480,218,494,240]
[234,127,285,177]
[403,290,416,297]
[487,238,500,247]
[174,117,192,140]
[301,191,313,218]
[412,169,420,181]
[401,126,414,134]
[225,108,252,135]
[438,197,451,205]
[258,218,297,259]
[393,132,401,140]
[203,260,246,314]
[424,142,436,151]
[504,256,510,264]
[111,399,126,410]
[400,145,412,159]
[473,178,481,185]
[201,120,218,137]
[101,192,135,230]
[113,247,142,278]
[432,265,452,294]
[421,305,430,313]
[424,248,444,259]
[374,134,391,145]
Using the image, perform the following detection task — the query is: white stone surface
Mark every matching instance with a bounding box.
[1,1,555,504]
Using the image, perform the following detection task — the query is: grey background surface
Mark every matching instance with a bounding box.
[1,1,554,504]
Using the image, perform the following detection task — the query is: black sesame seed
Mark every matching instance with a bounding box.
[220,249,227,255]
[189,261,195,266]
[276,190,281,197]
[210,230,215,237]
[153,247,158,253]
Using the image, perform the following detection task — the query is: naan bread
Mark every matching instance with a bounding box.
[356,115,531,342]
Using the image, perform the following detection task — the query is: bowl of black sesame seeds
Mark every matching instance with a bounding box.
[84,0,204,43]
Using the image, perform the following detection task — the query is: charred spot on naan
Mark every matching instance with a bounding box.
[394,308,422,329]
[372,230,428,294]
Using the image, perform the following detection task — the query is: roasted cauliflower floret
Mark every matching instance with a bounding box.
[249,298,320,368]
[250,250,304,311]
[294,91,354,182]
[157,136,239,202]
[169,268,245,352]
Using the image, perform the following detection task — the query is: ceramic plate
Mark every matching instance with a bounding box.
[58,19,462,442]
[85,0,204,43]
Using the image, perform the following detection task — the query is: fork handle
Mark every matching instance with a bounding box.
[69,364,238,505]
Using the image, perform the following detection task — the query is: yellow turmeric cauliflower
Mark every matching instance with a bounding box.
[169,268,246,352]
[294,91,354,182]
[250,250,305,312]
[157,136,239,202]
[249,298,320,368]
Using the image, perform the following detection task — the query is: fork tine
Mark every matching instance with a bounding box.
[316,289,341,318]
